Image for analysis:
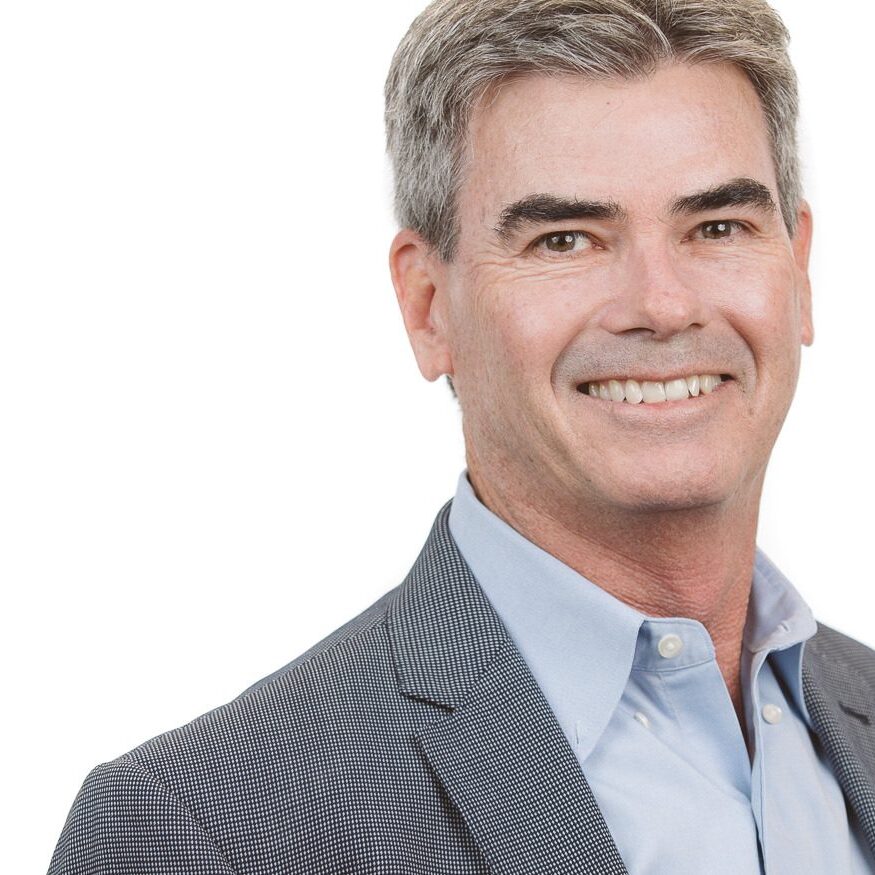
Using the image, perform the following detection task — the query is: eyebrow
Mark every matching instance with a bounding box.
[668,177,777,217]
[494,194,627,241]
[493,177,777,243]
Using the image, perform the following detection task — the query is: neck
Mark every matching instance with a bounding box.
[467,467,762,726]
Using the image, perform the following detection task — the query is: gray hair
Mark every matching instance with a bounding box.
[385,0,801,261]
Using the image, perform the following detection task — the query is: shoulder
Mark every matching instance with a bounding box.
[52,582,447,871]
[239,582,402,696]
[49,756,237,874]
[124,582,420,788]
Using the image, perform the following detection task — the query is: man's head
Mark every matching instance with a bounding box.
[387,0,813,532]
[385,0,801,262]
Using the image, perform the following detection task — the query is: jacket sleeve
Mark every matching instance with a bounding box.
[48,758,236,875]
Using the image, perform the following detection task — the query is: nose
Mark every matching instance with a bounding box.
[599,241,709,341]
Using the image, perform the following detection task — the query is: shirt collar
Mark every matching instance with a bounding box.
[744,550,816,654]
[448,471,819,753]
[744,549,818,722]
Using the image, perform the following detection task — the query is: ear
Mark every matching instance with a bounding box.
[792,200,814,347]
[389,229,454,381]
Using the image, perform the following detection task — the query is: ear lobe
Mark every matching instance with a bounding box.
[389,229,454,381]
[792,202,814,346]
[800,277,814,347]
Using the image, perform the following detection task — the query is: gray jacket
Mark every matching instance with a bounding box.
[49,505,875,874]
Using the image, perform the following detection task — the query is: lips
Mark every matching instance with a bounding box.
[578,373,728,404]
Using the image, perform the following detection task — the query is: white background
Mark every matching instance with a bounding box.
[2,1,872,868]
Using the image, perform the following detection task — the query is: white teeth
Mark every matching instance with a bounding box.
[584,374,725,405]
[641,381,667,403]
[664,378,689,402]
[624,380,643,404]
[608,379,625,402]
[700,374,717,394]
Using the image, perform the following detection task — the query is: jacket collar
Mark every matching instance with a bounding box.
[387,503,629,874]
[388,502,875,869]
[803,628,875,856]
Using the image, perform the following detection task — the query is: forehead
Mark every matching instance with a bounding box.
[461,63,777,219]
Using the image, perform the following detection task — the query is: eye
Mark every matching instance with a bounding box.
[697,220,747,240]
[533,230,594,255]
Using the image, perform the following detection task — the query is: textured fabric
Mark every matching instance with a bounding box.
[803,626,875,854]
[49,503,875,874]
[449,471,875,872]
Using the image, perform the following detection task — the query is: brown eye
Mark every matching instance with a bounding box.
[700,221,736,239]
[546,232,577,251]
[538,231,591,254]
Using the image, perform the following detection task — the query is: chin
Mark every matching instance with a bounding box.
[577,457,745,517]
[605,485,732,516]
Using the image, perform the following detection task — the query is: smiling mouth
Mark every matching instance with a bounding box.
[577,373,732,404]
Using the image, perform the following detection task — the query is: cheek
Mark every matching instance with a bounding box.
[465,271,589,376]
[706,259,804,423]
[716,260,802,354]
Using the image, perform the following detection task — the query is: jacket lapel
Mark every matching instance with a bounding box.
[803,624,875,856]
[388,504,628,875]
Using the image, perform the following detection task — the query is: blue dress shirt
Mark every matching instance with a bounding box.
[448,472,875,873]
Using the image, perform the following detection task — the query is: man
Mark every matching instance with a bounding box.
[48,0,875,872]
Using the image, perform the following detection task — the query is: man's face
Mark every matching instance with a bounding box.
[404,63,813,522]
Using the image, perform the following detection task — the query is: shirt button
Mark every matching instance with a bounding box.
[762,703,783,724]
[657,633,684,659]
[634,711,651,729]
